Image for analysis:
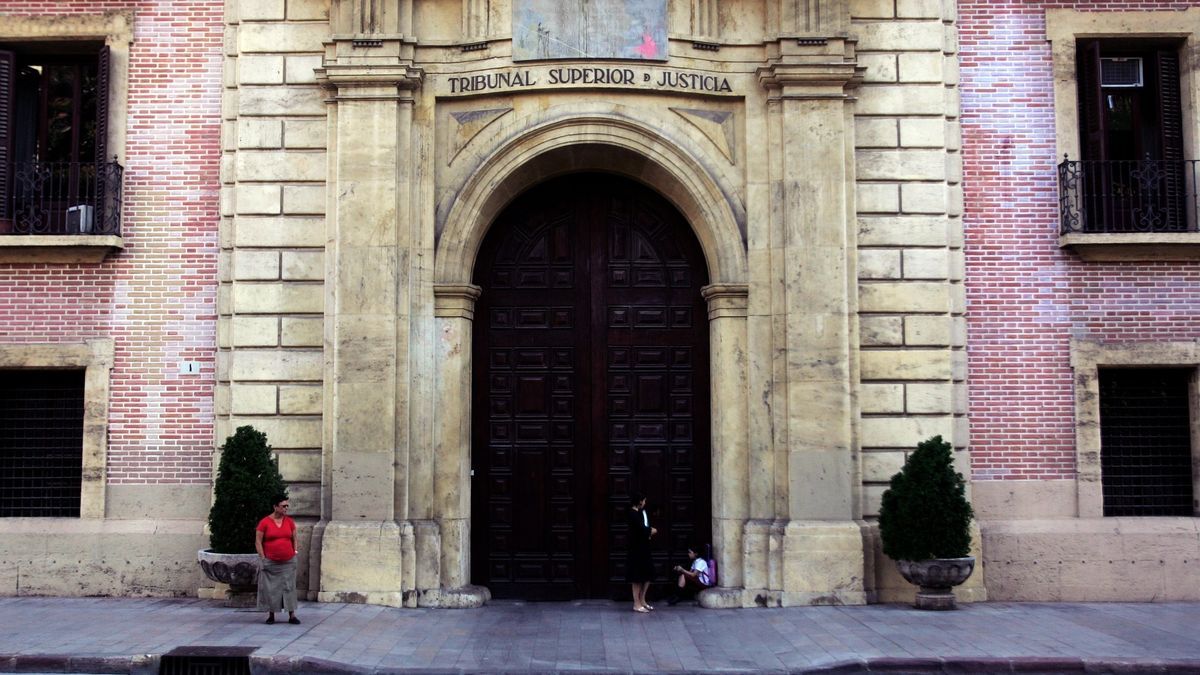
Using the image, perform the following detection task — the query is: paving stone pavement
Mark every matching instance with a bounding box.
[2,596,1200,674]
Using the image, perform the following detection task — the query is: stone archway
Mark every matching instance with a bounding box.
[431,113,749,603]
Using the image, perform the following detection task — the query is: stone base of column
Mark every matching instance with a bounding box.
[699,587,787,608]
[697,586,742,608]
[418,584,491,608]
[779,520,869,606]
[317,520,411,608]
[698,519,870,608]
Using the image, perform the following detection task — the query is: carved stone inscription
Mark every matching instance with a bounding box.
[442,66,735,96]
[513,0,668,61]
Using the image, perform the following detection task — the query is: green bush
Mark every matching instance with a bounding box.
[207,426,287,554]
[878,435,974,561]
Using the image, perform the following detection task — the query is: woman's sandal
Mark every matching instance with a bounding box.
[633,606,650,613]
[288,617,301,625]
[265,616,275,625]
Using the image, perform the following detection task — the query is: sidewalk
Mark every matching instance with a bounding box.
[2,596,1200,674]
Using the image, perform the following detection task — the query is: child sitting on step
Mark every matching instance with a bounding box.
[667,544,713,605]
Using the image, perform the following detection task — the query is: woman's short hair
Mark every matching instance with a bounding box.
[271,494,289,507]
[629,491,645,507]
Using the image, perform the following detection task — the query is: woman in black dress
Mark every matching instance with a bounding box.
[626,492,656,612]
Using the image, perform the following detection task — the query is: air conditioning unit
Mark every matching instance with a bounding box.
[1101,57,1143,88]
[67,205,94,234]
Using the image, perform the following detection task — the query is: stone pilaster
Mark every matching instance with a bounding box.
[698,284,749,608]
[330,0,413,39]
[773,0,849,38]
[430,283,489,608]
[314,62,423,607]
[757,55,868,606]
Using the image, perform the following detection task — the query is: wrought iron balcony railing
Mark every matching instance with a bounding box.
[0,161,124,236]
[1058,158,1199,234]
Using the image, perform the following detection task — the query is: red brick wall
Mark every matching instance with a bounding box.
[961,1,1200,480]
[0,1,222,484]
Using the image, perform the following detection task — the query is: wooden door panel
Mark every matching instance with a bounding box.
[473,174,710,600]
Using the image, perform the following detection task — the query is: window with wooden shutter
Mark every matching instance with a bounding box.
[1079,40,1107,162]
[0,50,13,228]
[0,41,112,234]
[1073,39,1187,232]
[94,44,110,232]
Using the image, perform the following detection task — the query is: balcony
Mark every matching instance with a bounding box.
[0,161,124,263]
[2,161,124,235]
[1058,158,1200,261]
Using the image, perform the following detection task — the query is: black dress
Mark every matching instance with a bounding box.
[625,507,655,583]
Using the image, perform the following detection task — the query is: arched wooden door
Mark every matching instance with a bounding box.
[471,173,712,600]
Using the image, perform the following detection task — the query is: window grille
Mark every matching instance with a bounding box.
[0,369,85,517]
[1099,368,1194,517]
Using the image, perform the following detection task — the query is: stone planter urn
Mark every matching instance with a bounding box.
[896,556,975,610]
[197,549,261,607]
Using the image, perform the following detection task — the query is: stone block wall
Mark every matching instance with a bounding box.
[852,0,967,510]
[0,0,223,595]
[218,0,329,526]
[217,0,330,598]
[960,0,1200,600]
[851,0,979,603]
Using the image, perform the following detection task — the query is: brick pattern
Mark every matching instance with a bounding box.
[960,1,1200,480]
[0,1,223,483]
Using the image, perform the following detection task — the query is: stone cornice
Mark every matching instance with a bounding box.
[701,283,749,320]
[756,62,864,99]
[433,283,483,320]
[316,63,425,97]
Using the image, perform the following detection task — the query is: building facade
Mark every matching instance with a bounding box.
[18,0,1196,608]
[0,2,222,596]
[210,0,974,608]
[961,0,1200,601]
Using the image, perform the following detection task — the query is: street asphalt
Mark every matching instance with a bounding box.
[1,596,1199,673]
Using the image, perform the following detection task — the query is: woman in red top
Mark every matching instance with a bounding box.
[255,494,299,625]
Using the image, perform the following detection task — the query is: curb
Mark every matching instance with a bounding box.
[3,654,1200,674]
[0,654,157,674]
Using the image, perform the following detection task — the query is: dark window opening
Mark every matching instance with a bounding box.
[0,41,122,235]
[1099,368,1194,517]
[1079,39,1183,164]
[0,369,85,517]
[1059,39,1193,233]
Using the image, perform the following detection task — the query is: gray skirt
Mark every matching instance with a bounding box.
[256,557,297,612]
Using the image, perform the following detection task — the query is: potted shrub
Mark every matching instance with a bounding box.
[197,426,287,606]
[878,435,975,610]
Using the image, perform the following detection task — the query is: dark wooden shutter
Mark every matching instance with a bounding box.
[1079,40,1107,161]
[0,50,13,224]
[94,44,110,232]
[1156,49,1185,230]
[1078,41,1109,230]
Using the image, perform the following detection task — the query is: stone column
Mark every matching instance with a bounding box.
[699,284,749,608]
[315,64,422,608]
[759,56,869,606]
[430,283,489,608]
